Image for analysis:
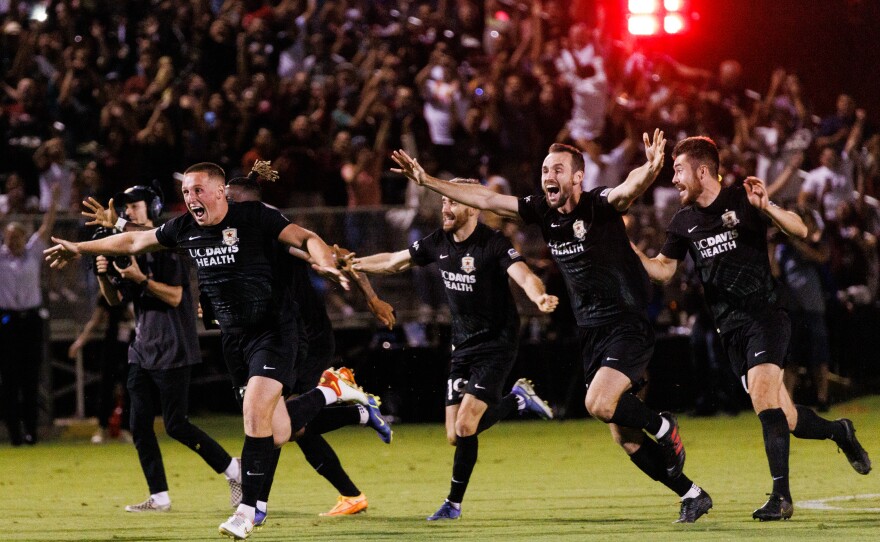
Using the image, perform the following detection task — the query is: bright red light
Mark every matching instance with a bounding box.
[664,13,685,33]
[628,14,660,35]
[664,0,684,11]
[628,0,659,15]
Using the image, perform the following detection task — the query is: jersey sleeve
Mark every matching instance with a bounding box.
[489,231,524,271]
[517,194,545,225]
[256,202,291,238]
[155,214,185,248]
[592,186,623,215]
[660,226,688,261]
[408,230,439,266]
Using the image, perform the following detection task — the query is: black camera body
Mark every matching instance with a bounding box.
[90,227,133,279]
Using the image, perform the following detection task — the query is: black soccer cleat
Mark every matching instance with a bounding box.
[835,419,872,475]
[675,490,713,523]
[658,412,686,479]
[752,493,793,521]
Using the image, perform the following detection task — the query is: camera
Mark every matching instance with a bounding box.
[90,227,132,278]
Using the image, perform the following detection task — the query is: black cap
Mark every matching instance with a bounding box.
[113,185,156,206]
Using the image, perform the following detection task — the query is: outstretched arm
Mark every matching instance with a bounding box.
[352,249,414,275]
[506,261,558,313]
[743,176,808,239]
[630,242,680,284]
[607,129,666,211]
[44,229,163,269]
[294,244,396,328]
[390,149,520,219]
[278,223,350,290]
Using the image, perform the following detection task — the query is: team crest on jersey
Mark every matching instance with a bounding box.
[721,210,739,229]
[573,219,586,240]
[461,255,476,273]
[222,228,239,246]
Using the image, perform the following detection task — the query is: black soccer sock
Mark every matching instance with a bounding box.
[758,408,791,500]
[286,389,330,434]
[476,394,518,434]
[241,435,275,507]
[628,437,694,496]
[302,405,362,436]
[447,434,479,504]
[609,393,664,434]
[297,434,360,496]
[792,405,843,441]
[257,447,282,503]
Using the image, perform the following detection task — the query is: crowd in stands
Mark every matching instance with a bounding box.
[2,0,879,415]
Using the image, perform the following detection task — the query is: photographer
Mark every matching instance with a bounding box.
[95,185,242,513]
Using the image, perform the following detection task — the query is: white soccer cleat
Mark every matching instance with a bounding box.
[219,511,254,540]
[319,367,369,405]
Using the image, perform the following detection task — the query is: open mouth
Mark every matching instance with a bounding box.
[545,185,560,196]
[190,205,206,219]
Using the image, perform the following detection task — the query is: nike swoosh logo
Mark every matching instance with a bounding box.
[755,351,766,357]
[772,475,784,480]
[187,235,203,241]
[246,471,264,476]
[439,254,448,259]
[550,223,562,228]
[474,384,486,389]
[688,226,698,233]
[606,357,618,361]
[263,365,275,370]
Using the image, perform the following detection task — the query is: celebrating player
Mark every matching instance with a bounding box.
[352,177,559,520]
[46,162,365,540]
[633,136,871,520]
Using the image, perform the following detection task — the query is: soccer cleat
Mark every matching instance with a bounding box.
[254,509,267,529]
[319,367,369,405]
[366,395,393,444]
[124,497,171,513]
[658,411,686,479]
[752,493,794,521]
[228,458,243,508]
[319,493,368,516]
[219,512,254,540]
[426,500,461,521]
[675,490,713,523]
[511,378,554,419]
[835,419,872,475]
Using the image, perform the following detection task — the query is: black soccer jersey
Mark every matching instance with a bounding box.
[409,222,522,353]
[518,188,651,327]
[660,184,777,333]
[155,201,290,331]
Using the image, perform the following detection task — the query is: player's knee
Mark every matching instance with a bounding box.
[584,396,614,423]
[455,419,478,438]
[446,432,457,446]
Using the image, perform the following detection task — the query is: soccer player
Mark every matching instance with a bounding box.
[352,178,560,520]
[225,174,394,521]
[386,132,714,524]
[45,162,366,540]
[92,185,241,512]
[633,136,871,521]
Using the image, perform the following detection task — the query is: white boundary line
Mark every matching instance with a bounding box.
[798,493,880,512]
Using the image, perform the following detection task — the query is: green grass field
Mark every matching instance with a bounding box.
[3,397,879,542]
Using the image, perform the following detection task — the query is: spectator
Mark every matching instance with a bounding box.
[0,185,58,445]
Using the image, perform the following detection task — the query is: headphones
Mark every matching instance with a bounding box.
[117,184,164,221]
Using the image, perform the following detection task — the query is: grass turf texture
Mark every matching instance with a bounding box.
[2,397,879,541]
